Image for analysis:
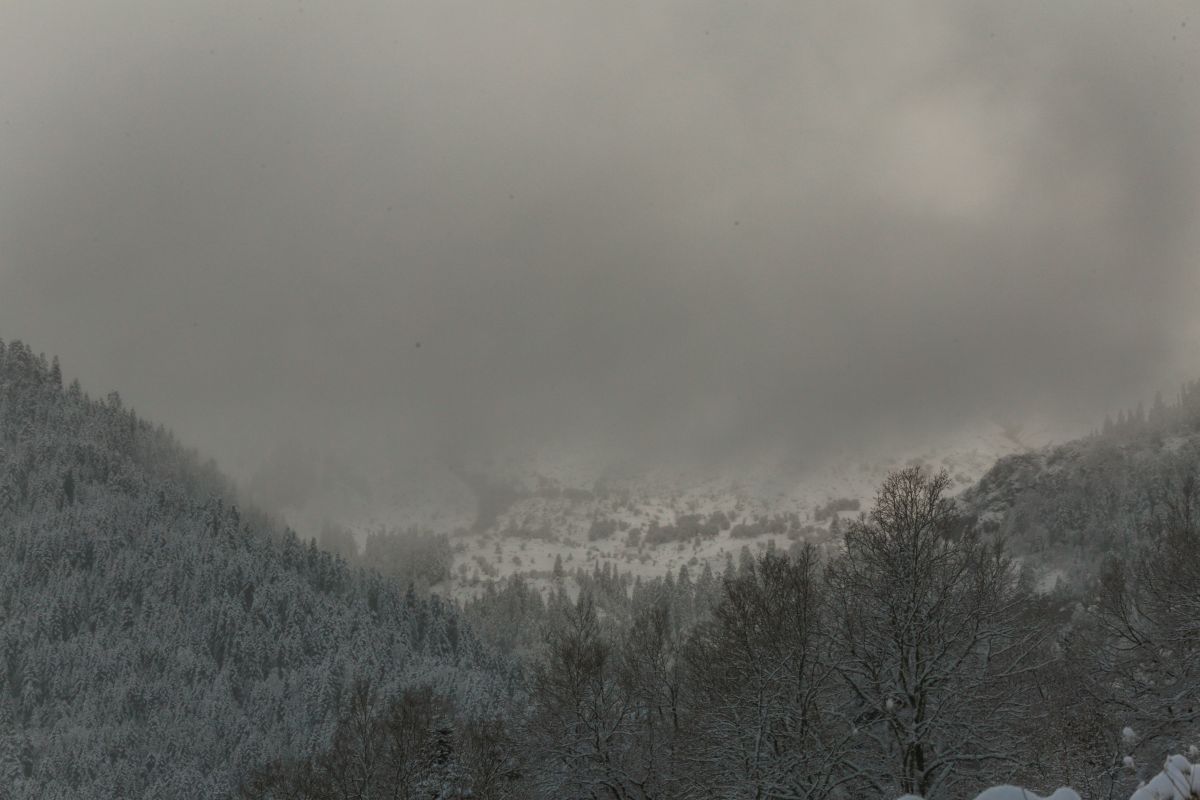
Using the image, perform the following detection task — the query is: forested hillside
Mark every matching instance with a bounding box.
[962,382,1200,581]
[5,337,1200,800]
[258,468,1200,800]
[0,340,512,798]
[262,402,1200,800]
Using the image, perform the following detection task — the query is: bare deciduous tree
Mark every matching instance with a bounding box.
[684,547,852,800]
[526,592,648,800]
[826,467,1044,799]
[1095,457,1200,770]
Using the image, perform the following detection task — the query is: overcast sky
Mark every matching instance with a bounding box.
[2,1,1198,484]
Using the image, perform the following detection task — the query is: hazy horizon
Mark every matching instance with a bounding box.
[3,1,1198,491]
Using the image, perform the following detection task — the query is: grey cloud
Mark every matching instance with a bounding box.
[1,0,1197,485]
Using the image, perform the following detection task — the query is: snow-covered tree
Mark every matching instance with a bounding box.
[826,467,1044,798]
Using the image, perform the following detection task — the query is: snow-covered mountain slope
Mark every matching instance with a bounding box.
[958,386,1200,586]
[0,339,495,798]
[960,431,1200,582]
[257,423,1057,595]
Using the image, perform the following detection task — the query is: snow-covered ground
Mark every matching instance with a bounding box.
[913,754,1200,800]
[259,422,1057,597]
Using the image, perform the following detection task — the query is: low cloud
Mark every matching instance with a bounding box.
[1,1,1197,486]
